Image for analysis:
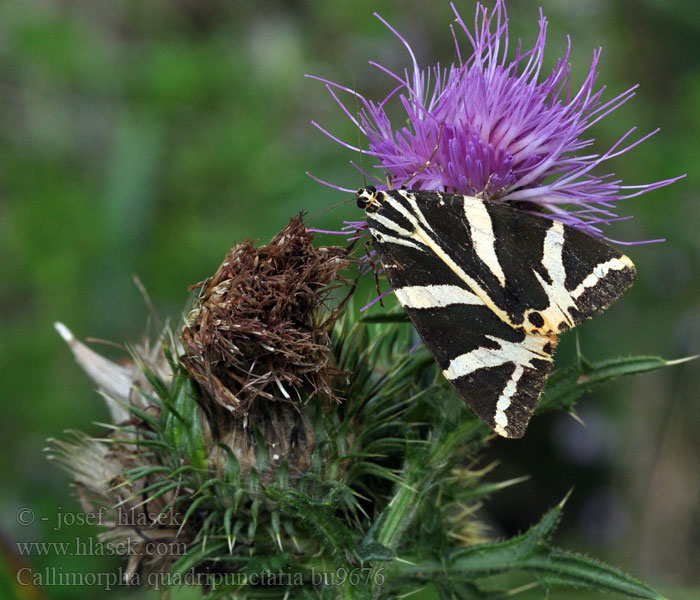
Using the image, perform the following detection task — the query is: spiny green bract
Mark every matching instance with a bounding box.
[50,311,675,599]
[49,218,679,598]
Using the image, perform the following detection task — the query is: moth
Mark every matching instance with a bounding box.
[356,186,636,438]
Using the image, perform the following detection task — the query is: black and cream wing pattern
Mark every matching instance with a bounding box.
[356,187,636,438]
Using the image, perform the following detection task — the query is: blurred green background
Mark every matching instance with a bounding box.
[1,1,697,598]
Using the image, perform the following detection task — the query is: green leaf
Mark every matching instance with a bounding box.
[120,401,160,430]
[177,494,212,534]
[170,539,228,576]
[355,542,394,562]
[113,479,179,507]
[244,553,291,577]
[449,493,568,570]
[223,506,235,553]
[265,486,356,559]
[214,441,243,488]
[539,354,697,413]
[459,475,530,503]
[407,494,665,600]
[358,516,394,562]
[373,418,489,555]
[160,370,209,469]
[379,492,663,598]
[529,549,665,599]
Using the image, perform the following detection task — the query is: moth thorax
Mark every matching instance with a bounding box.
[356,186,380,211]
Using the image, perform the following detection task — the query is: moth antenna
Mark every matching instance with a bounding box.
[353,78,369,190]
[307,80,369,225]
[305,196,358,223]
[403,121,444,189]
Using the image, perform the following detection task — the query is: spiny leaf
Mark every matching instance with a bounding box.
[527,549,665,599]
[450,492,569,567]
[170,539,228,576]
[120,465,172,479]
[539,354,697,413]
[244,553,291,576]
[139,363,172,404]
[251,499,262,530]
[374,418,489,551]
[177,494,212,534]
[266,486,356,559]
[100,437,170,450]
[119,401,160,430]
[459,475,530,503]
[224,506,235,553]
[439,494,663,599]
[160,372,209,470]
[214,442,243,488]
[111,479,179,507]
[355,541,394,562]
[252,423,271,473]
[181,378,208,470]
[358,517,394,562]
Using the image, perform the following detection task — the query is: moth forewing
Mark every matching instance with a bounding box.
[358,187,636,438]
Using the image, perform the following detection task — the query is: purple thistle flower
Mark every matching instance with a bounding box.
[309,0,683,243]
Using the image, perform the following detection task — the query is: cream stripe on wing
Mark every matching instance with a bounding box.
[571,255,634,299]
[442,334,550,381]
[529,221,576,333]
[394,285,483,309]
[493,365,524,436]
[402,191,437,234]
[541,221,568,290]
[410,225,516,328]
[370,229,426,252]
[530,222,635,334]
[370,212,415,238]
[383,192,435,236]
[463,197,507,287]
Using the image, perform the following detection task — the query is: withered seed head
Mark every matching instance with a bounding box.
[181,214,350,417]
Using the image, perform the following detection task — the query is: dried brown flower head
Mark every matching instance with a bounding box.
[50,215,356,579]
[181,215,351,417]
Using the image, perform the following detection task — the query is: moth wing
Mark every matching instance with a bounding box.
[412,191,637,335]
[366,189,636,437]
[369,222,553,438]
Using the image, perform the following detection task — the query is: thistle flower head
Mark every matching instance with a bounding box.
[48,218,355,579]
[311,0,682,240]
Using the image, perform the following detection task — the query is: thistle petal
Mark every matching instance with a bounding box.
[311,0,683,240]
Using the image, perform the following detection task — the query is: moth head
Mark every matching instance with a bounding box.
[356,186,381,213]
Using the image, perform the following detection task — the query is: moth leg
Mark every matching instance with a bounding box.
[402,122,444,188]
[475,173,496,199]
[364,239,384,307]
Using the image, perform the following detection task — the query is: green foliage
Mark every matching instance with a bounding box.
[539,352,698,415]
[383,496,664,599]
[159,375,208,471]
[442,497,662,599]
[47,312,690,599]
